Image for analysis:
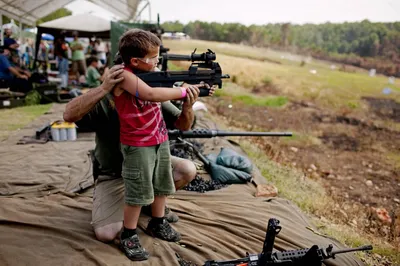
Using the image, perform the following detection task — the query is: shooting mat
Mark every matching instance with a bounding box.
[0,103,365,266]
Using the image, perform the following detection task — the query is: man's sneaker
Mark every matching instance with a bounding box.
[120,234,149,261]
[146,218,181,242]
[141,205,179,223]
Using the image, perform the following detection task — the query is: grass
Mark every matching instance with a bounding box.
[240,139,329,213]
[279,131,323,147]
[214,82,288,107]
[387,152,400,171]
[163,39,400,111]
[0,104,52,141]
[239,138,400,265]
[314,220,400,265]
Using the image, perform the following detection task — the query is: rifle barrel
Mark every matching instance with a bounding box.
[331,245,373,256]
[214,131,293,137]
[168,130,293,139]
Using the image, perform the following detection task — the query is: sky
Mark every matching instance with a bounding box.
[66,0,400,26]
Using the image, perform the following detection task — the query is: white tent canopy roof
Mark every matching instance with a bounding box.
[0,0,141,26]
[39,13,111,32]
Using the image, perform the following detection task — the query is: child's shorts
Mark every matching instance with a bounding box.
[120,141,175,206]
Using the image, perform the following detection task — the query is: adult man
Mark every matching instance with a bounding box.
[69,31,87,82]
[0,46,32,93]
[63,64,207,242]
[54,32,69,88]
[3,28,19,51]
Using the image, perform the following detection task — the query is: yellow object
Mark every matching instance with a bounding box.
[51,121,76,129]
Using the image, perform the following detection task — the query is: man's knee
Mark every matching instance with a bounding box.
[94,222,123,242]
[172,157,196,183]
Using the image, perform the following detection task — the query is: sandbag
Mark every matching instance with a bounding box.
[216,147,253,174]
[206,148,253,184]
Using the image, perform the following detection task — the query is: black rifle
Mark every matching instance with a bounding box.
[168,129,293,140]
[114,49,230,97]
[168,129,292,169]
[202,218,373,266]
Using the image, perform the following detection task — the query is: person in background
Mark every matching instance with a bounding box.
[54,31,69,88]
[86,56,107,88]
[95,39,107,65]
[70,31,87,82]
[4,28,19,51]
[0,46,32,93]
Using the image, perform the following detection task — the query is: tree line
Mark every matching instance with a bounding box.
[161,20,400,77]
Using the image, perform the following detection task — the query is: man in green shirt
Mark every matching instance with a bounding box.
[86,57,104,88]
[64,64,211,243]
[70,31,87,82]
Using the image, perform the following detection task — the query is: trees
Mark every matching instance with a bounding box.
[162,19,399,59]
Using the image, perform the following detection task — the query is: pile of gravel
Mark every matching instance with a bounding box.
[183,175,229,193]
[170,140,204,160]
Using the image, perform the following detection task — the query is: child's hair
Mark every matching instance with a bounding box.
[87,56,98,65]
[118,29,161,65]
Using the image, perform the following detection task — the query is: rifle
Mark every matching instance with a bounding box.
[168,129,293,140]
[114,49,230,97]
[168,129,292,170]
[202,218,373,266]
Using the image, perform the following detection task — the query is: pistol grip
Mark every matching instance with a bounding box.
[199,87,210,97]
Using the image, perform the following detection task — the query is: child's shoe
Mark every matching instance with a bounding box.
[146,217,181,242]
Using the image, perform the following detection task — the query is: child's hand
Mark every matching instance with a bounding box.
[182,85,201,108]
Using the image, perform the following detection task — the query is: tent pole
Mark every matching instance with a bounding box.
[0,13,3,46]
[148,1,151,23]
[19,18,22,45]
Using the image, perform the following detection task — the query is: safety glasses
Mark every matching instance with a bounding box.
[138,54,159,64]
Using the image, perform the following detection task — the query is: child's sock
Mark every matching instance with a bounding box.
[121,227,137,239]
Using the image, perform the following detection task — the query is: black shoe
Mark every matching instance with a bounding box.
[146,218,181,242]
[120,234,149,261]
[142,205,179,223]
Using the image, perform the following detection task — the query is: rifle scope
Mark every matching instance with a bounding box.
[162,49,216,62]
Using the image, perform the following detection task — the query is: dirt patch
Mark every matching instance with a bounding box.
[320,133,360,151]
[362,97,400,122]
[205,96,400,247]
[251,84,280,95]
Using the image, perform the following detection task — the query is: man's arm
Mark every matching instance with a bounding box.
[63,65,124,122]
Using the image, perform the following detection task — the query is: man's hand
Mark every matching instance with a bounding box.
[208,85,217,96]
[101,64,124,92]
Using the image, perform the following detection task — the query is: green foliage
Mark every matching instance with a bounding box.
[36,8,72,25]
[24,91,42,106]
[262,76,273,86]
[162,20,400,76]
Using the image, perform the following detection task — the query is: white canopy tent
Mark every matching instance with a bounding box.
[0,0,148,45]
[0,0,143,25]
[38,13,111,33]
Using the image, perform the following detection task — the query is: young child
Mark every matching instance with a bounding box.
[113,29,202,261]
